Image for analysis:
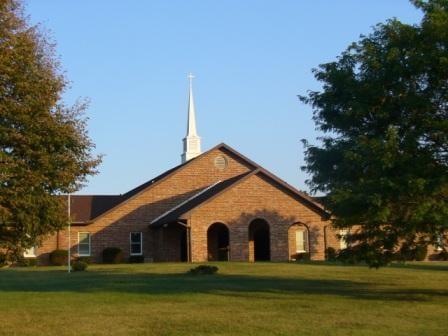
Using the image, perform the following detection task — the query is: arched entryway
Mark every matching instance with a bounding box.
[249,218,270,261]
[207,223,230,261]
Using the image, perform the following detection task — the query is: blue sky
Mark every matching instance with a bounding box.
[26,1,422,195]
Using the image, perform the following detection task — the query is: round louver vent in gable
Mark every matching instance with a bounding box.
[214,155,228,170]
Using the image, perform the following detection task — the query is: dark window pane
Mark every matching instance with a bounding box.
[131,244,141,254]
[131,232,141,243]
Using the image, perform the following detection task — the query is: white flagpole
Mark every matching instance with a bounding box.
[68,193,71,273]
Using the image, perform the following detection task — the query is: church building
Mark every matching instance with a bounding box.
[34,76,347,264]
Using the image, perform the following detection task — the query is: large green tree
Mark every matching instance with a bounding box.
[0,0,100,261]
[300,0,448,267]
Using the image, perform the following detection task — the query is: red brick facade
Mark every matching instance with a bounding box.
[34,144,359,264]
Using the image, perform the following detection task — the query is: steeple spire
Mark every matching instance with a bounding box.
[186,73,197,136]
[181,73,201,163]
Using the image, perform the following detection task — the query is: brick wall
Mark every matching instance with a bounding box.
[188,173,331,262]
[37,147,254,263]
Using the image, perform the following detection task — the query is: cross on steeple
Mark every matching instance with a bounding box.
[181,73,201,163]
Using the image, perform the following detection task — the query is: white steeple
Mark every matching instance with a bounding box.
[181,73,201,163]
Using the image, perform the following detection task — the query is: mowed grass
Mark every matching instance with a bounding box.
[1,262,447,336]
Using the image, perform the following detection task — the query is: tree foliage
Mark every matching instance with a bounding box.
[0,0,100,260]
[300,0,448,267]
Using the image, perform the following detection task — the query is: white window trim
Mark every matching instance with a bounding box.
[23,246,37,258]
[78,232,91,256]
[130,232,143,256]
[339,229,349,249]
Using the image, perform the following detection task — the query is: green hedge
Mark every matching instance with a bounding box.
[76,256,91,264]
[50,250,68,266]
[72,260,88,272]
[102,247,123,264]
[189,265,218,275]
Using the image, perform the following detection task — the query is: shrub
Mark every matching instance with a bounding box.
[50,250,68,266]
[0,252,8,268]
[294,252,310,261]
[438,250,448,261]
[325,247,337,261]
[398,244,428,261]
[72,260,88,272]
[414,245,428,261]
[102,247,123,264]
[128,255,144,263]
[76,256,91,264]
[188,265,218,275]
[337,248,360,264]
[16,257,38,267]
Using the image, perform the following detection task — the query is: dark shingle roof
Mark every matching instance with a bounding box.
[65,143,328,225]
[67,195,123,224]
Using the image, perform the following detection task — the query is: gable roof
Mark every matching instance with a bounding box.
[68,143,327,224]
[150,172,252,227]
[217,144,327,214]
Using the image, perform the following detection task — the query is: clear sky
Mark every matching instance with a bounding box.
[26,1,422,195]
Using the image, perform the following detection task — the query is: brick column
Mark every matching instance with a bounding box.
[189,219,207,262]
[230,223,249,261]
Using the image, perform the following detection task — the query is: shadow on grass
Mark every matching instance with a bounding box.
[388,262,448,272]
[0,266,447,302]
[290,260,448,272]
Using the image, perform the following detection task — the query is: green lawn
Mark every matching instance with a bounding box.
[0,262,447,336]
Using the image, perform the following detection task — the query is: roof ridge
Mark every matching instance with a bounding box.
[150,180,222,225]
[83,142,326,224]
[150,171,257,227]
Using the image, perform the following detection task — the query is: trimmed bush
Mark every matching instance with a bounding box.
[50,250,68,266]
[128,255,145,263]
[414,245,428,261]
[72,260,88,272]
[102,247,123,264]
[188,265,218,275]
[16,257,37,267]
[76,256,91,264]
[325,247,337,261]
[398,244,428,261]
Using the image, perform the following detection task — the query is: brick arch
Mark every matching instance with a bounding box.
[288,222,310,261]
[248,218,270,262]
[207,222,230,261]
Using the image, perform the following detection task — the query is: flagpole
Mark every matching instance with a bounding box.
[68,193,71,273]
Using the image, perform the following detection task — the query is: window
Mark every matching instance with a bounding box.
[295,229,308,253]
[78,232,91,256]
[23,246,36,258]
[339,229,349,249]
[435,234,444,251]
[130,232,143,256]
[214,155,228,170]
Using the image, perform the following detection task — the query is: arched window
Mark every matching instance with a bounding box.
[295,228,308,253]
[288,223,309,260]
